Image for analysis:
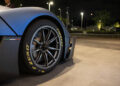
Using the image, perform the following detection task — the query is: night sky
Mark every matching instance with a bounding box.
[0,0,120,25]
[23,0,120,25]
[54,0,120,19]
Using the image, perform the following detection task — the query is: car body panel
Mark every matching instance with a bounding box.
[0,18,15,36]
[0,7,72,80]
[0,37,21,80]
[0,7,70,59]
[0,7,69,37]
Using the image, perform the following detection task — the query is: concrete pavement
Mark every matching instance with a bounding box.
[2,37,120,86]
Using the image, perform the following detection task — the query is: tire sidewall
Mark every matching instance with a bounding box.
[21,19,63,74]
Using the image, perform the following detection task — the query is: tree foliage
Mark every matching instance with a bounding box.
[12,0,21,7]
[93,10,111,26]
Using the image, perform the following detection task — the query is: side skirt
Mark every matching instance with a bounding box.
[0,37,21,81]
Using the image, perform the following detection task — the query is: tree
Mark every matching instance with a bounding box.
[12,0,21,7]
[93,10,111,28]
[57,16,67,26]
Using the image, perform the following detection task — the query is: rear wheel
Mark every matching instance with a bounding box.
[20,19,63,74]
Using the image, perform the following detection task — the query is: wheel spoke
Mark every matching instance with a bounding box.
[48,37,57,44]
[38,31,42,38]
[46,50,55,62]
[34,39,42,45]
[30,26,61,68]
[48,47,60,51]
[32,49,40,53]
[46,30,52,41]
[44,52,48,66]
[42,30,46,43]
[36,53,42,63]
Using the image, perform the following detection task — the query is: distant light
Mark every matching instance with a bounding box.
[97,20,102,30]
[20,4,23,7]
[80,12,84,29]
[46,1,54,11]
[58,8,61,11]
[114,22,120,28]
[80,12,84,16]
[90,13,93,16]
[46,1,54,5]
[50,1,54,5]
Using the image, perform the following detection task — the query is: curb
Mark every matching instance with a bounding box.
[71,33,120,39]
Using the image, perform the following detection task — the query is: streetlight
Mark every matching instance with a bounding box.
[47,1,54,11]
[71,20,74,27]
[66,7,70,28]
[90,13,93,16]
[20,3,23,7]
[58,8,62,19]
[80,12,84,29]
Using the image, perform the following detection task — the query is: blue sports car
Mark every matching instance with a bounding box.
[0,6,74,80]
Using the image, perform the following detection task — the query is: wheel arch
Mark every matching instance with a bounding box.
[23,15,65,40]
[19,16,66,67]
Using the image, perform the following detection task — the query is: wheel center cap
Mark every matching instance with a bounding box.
[40,43,48,50]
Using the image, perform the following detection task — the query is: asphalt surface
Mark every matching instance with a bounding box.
[1,37,120,86]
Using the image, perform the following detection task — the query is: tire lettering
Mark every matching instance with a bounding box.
[41,70,45,73]
[26,44,33,66]
[57,28,63,47]
[32,66,37,70]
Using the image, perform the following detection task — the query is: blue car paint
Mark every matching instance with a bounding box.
[0,7,70,58]
[0,7,69,37]
[0,18,15,35]
[0,7,71,79]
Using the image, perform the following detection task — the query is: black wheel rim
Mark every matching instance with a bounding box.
[30,25,61,69]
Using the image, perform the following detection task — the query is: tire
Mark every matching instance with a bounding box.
[20,19,63,74]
